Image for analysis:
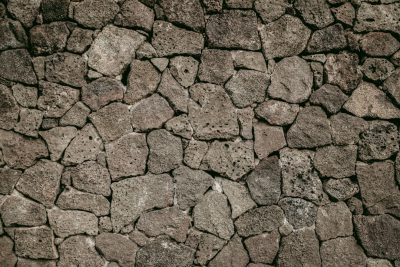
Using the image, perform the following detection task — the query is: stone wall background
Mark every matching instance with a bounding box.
[0,0,400,266]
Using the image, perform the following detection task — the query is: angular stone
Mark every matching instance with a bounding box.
[307,24,347,53]
[0,195,46,227]
[330,113,368,145]
[173,166,213,210]
[0,168,21,195]
[11,83,37,108]
[111,173,173,232]
[0,85,19,130]
[189,83,239,140]
[198,49,234,85]
[310,84,348,114]
[362,57,395,80]
[279,197,317,230]
[325,52,362,93]
[72,0,119,29]
[206,10,260,50]
[287,106,332,148]
[45,53,86,88]
[278,228,321,267]
[14,108,43,137]
[354,214,400,260]
[332,3,355,26]
[314,145,357,178]
[184,140,208,169]
[158,69,189,112]
[254,0,289,23]
[367,259,394,267]
[320,237,367,267]
[15,226,58,259]
[151,57,168,71]
[295,0,334,28]
[59,102,91,128]
[0,19,27,50]
[360,32,400,57]
[30,22,69,55]
[48,209,98,238]
[165,115,193,139]
[316,202,353,241]
[383,68,400,105]
[0,130,48,169]
[202,0,223,13]
[88,25,146,76]
[0,236,17,267]
[347,197,364,216]
[226,70,269,108]
[63,124,103,165]
[131,94,174,131]
[125,60,161,105]
[195,233,226,265]
[280,148,323,203]
[159,0,205,31]
[6,0,41,27]
[152,20,204,56]
[235,206,285,237]
[237,107,254,140]
[244,230,280,264]
[41,0,70,22]
[255,100,299,126]
[169,56,199,87]
[259,15,311,59]
[221,179,256,219]
[95,233,138,267]
[269,56,313,103]
[82,78,124,111]
[70,160,111,196]
[115,0,154,32]
[16,160,63,208]
[137,207,191,242]
[254,122,286,159]
[0,49,37,85]
[355,3,400,35]
[225,0,252,8]
[58,235,105,267]
[324,178,359,201]
[231,50,267,72]
[39,127,77,161]
[66,27,93,54]
[136,237,194,267]
[359,121,399,161]
[57,187,110,216]
[203,140,254,180]
[209,235,249,267]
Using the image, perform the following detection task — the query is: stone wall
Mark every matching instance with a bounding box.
[0,0,399,266]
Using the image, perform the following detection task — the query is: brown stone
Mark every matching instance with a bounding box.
[209,235,249,267]
[324,178,359,201]
[359,32,400,56]
[0,168,22,195]
[41,0,69,22]
[198,49,234,85]
[169,56,199,87]
[221,178,256,219]
[320,237,366,267]
[45,53,86,88]
[255,100,299,126]
[39,127,78,161]
[48,209,98,238]
[30,22,69,55]
[82,77,124,111]
[0,49,37,85]
[0,18,27,51]
[330,113,368,145]
[314,145,357,178]
[355,3,400,35]
[14,108,43,137]
[307,24,347,53]
[316,202,353,241]
[72,0,119,29]
[0,84,19,130]
[245,230,280,264]
[59,102,91,128]
[14,226,58,259]
[11,83,37,108]
[158,69,189,112]
[66,27,93,54]
[294,0,334,28]
[159,0,205,31]
[279,197,317,230]
[95,233,138,267]
[0,236,17,267]
[115,0,154,32]
[254,122,286,159]
[310,84,348,114]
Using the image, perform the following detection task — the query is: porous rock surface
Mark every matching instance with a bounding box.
[0,1,399,266]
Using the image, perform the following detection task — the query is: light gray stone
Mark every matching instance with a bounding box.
[48,209,98,238]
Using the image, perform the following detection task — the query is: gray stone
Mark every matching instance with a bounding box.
[165,115,193,139]
[115,0,154,32]
[66,27,93,54]
[195,233,226,265]
[39,127,77,161]
[254,122,286,159]
[0,236,17,267]
[320,237,367,267]
[307,24,347,53]
[0,19,27,51]
[6,0,41,27]
[202,0,223,13]
[231,50,267,72]
[0,195,46,227]
[314,145,357,178]
[366,259,394,267]
[324,178,359,201]
[95,233,138,267]
[254,0,289,23]
[0,49,37,85]
[221,179,256,219]
[30,22,69,55]
[0,85,19,130]
[362,58,395,81]
[237,107,254,140]
[279,197,317,229]
[59,102,91,128]
[184,140,208,169]
[45,53,86,88]
[14,108,43,137]
[209,235,249,267]
[72,0,119,29]
[316,202,353,241]
[41,0,69,22]
[158,69,189,112]
[355,3,400,34]
[48,209,98,238]
[310,84,348,114]
[11,84,37,108]
[383,68,400,105]
[128,230,149,247]
[330,113,368,145]
[360,32,400,57]
[82,77,124,111]
[225,0,253,8]
[332,3,356,26]
[255,100,299,126]
[169,56,199,87]
[159,0,205,31]
[198,49,234,85]
[244,230,280,264]
[0,168,21,195]
[294,0,334,28]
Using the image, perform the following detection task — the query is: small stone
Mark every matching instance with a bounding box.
[11,84,37,108]
[310,61,324,88]
[287,106,332,148]
[0,18,27,50]
[235,206,285,237]
[125,60,161,105]
[314,145,357,178]
[268,56,313,103]
[16,160,63,208]
[0,195,46,227]
[189,83,239,140]
[316,202,353,241]
[0,236,17,267]
[332,3,356,26]
[41,0,69,22]
[254,122,286,159]
[202,0,223,13]
[115,0,154,32]
[225,0,253,8]
[0,49,37,85]
[99,217,112,233]
[158,69,189,112]
[184,140,208,169]
[225,70,269,108]
[14,226,58,259]
[0,85,19,130]
[195,233,226,265]
[59,102,91,128]
[355,3,400,35]
[360,32,400,57]
[56,187,110,216]
[206,10,260,50]
[202,140,254,181]
[279,197,317,229]
[255,100,299,126]
[14,108,43,137]
[136,237,195,267]
[151,58,169,71]
[95,233,138,267]
[40,118,58,130]
[354,214,400,260]
[330,113,368,145]
[66,27,93,54]
[244,230,280,264]
[48,209,98,238]
[231,50,267,72]
[324,178,359,201]
[237,107,254,140]
[88,25,146,76]
[307,24,347,53]
[221,179,256,219]
[173,166,213,210]
[62,124,103,165]
[259,15,311,59]
[198,49,234,85]
[169,56,198,87]
[383,68,400,105]
[6,0,41,27]
[320,237,366,267]
[294,0,334,28]
[0,168,22,195]
[136,42,157,59]
[193,190,234,240]
[278,228,321,267]
[367,259,394,267]
[325,52,362,93]
[137,207,191,242]
[159,0,205,31]
[310,84,348,114]
[82,77,124,111]
[30,22,69,55]
[152,20,204,56]
[129,230,149,246]
[209,235,249,267]
[32,56,45,80]
[347,197,364,215]
[58,235,105,266]
[254,0,289,23]
[165,114,193,139]
[45,53,86,88]
[111,173,173,232]
[72,0,119,29]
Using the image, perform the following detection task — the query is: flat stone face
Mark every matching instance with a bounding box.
[384,68,400,105]
[360,32,400,57]
[45,53,86,88]
[39,127,77,161]
[330,113,368,145]
[82,78,124,111]
[0,195,46,227]
[0,168,22,195]
[316,202,353,241]
[209,235,249,267]
[255,0,289,23]
[221,178,256,219]
[0,85,20,130]
[14,226,58,259]
[294,0,334,28]
[169,56,199,87]
[95,233,138,267]
[195,233,226,265]
[73,0,119,29]
[355,3,400,34]
[159,0,205,31]
[0,19,27,51]
[324,178,359,201]
[48,209,98,238]
[320,237,366,267]
[254,122,286,159]
[0,49,37,85]
[30,22,69,55]
[41,0,69,22]
[158,69,189,112]
[115,0,154,32]
[198,49,234,85]
[314,145,357,178]
[361,58,394,82]
[244,230,280,264]
[310,84,348,114]
[307,24,347,53]
[0,236,17,267]
[7,0,41,28]
[255,100,299,126]
[279,197,317,230]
